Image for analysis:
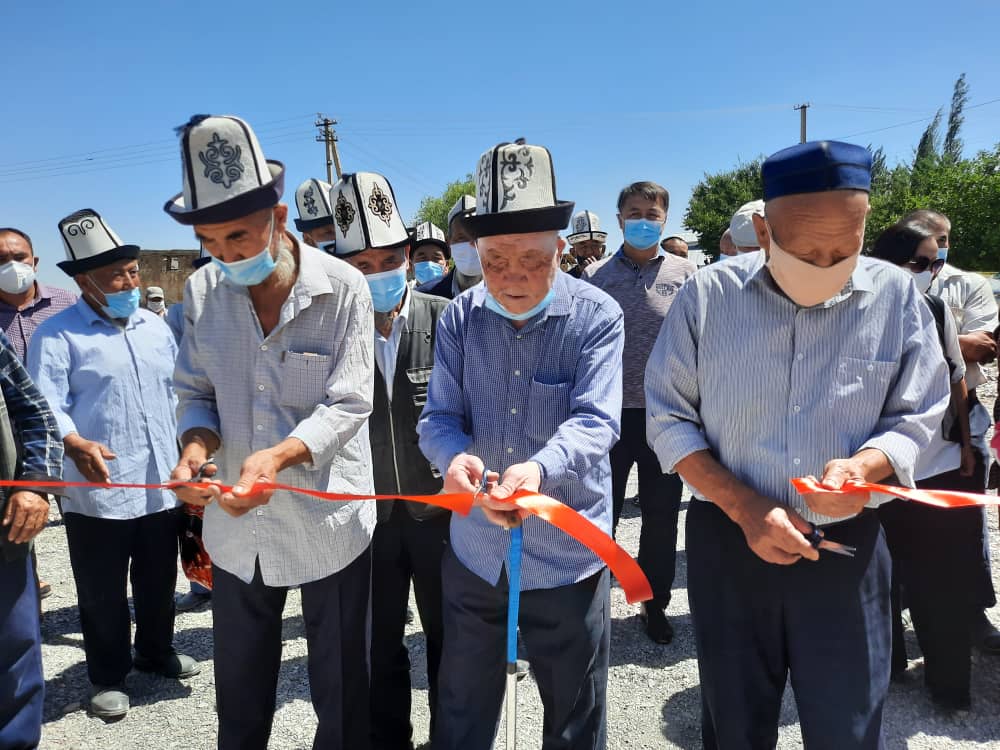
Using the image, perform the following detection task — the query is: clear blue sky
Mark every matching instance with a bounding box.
[4,0,999,289]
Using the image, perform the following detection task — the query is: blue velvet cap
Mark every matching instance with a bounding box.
[762,141,872,201]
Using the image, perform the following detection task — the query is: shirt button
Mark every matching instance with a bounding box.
[256,509,264,516]
[793,405,801,413]
[510,408,517,415]
[793,457,801,466]
[514,370,521,376]
[255,424,264,431]
[516,335,523,340]
[796,353,804,361]
[507,447,514,454]
[257,384,265,392]
[260,344,268,351]
[866,364,874,372]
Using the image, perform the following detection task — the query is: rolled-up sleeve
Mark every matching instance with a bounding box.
[860,284,950,487]
[645,282,710,473]
[174,283,222,441]
[530,307,624,490]
[418,302,473,474]
[289,282,374,469]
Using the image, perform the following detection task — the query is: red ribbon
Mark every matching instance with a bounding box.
[1,479,653,604]
[791,476,998,509]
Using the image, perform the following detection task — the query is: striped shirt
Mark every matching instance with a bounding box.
[0,284,77,362]
[645,252,951,526]
[0,331,63,482]
[417,272,624,590]
[174,240,377,587]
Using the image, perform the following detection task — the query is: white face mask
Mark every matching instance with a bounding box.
[451,242,482,276]
[148,300,166,313]
[0,260,36,295]
[766,234,860,307]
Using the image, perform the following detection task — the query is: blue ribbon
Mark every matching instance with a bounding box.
[506,526,523,666]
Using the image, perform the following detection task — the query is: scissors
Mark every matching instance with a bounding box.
[805,522,856,558]
[474,469,491,504]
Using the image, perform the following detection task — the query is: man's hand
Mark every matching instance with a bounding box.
[960,444,977,478]
[217,449,282,518]
[802,458,872,518]
[444,453,495,494]
[959,331,998,365]
[579,256,597,269]
[170,445,221,507]
[482,462,540,529]
[3,491,49,544]
[64,434,115,483]
[733,494,819,565]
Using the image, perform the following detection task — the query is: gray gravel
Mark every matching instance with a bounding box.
[37,364,1000,748]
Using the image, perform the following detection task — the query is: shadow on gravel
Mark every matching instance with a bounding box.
[609,613,695,669]
[40,603,82,638]
[660,684,701,748]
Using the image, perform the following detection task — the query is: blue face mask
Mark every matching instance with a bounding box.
[623,219,663,250]
[484,286,557,321]
[414,261,446,285]
[366,266,408,313]
[212,213,277,286]
[937,246,948,263]
[90,283,141,320]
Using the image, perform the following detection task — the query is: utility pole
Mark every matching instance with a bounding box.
[315,114,343,182]
[794,103,811,143]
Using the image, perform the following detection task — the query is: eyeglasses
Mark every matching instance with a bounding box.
[907,256,945,274]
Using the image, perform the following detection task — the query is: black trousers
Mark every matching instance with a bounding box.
[879,461,987,704]
[433,548,610,750]
[370,504,449,750]
[63,509,179,686]
[610,407,683,607]
[687,500,890,750]
[212,547,372,750]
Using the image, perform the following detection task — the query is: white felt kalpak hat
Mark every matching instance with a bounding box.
[465,139,574,238]
[446,195,476,231]
[566,210,607,245]
[328,172,409,258]
[164,114,285,225]
[56,208,140,276]
[294,178,334,232]
[411,221,450,258]
[729,199,765,248]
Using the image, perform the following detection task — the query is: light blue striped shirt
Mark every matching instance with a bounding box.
[27,299,180,519]
[418,271,624,590]
[645,252,951,526]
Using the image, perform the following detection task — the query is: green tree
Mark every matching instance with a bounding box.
[944,73,969,163]
[413,175,476,231]
[682,158,763,255]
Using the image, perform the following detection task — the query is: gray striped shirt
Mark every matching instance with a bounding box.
[645,252,951,526]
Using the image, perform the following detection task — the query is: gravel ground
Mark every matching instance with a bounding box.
[36,364,1000,749]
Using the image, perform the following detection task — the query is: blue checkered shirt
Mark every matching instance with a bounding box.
[418,272,624,590]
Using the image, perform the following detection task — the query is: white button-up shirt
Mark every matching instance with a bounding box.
[931,263,999,390]
[174,240,376,586]
[374,288,411,402]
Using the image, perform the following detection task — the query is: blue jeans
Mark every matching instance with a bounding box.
[0,553,44,749]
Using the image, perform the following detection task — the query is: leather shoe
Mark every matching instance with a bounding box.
[134,651,201,679]
[972,611,1000,655]
[90,685,129,720]
[175,590,211,612]
[640,603,674,644]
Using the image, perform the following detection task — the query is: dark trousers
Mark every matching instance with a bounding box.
[370,504,449,750]
[610,407,683,607]
[879,462,988,704]
[0,554,43,750]
[687,500,890,750]
[433,547,610,750]
[63,509,179,686]
[212,547,372,750]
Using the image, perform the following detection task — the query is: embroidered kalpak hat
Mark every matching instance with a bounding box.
[294,178,335,232]
[464,140,574,238]
[446,195,476,232]
[566,210,607,246]
[411,221,450,258]
[164,114,285,225]
[56,209,140,276]
[327,172,409,258]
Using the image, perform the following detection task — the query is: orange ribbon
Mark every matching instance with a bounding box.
[0,479,653,604]
[791,476,998,510]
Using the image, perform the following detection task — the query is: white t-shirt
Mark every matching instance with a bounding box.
[916,303,966,481]
[930,263,999,390]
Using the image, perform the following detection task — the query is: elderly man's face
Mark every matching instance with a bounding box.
[572,239,605,261]
[477,231,562,315]
[411,244,449,269]
[303,223,337,248]
[194,205,286,263]
[753,191,869,268]
[344,247,409,276]
[662,239,689,258]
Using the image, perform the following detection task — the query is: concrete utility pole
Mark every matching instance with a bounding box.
[794,103,811,143]
[315,115,343,182]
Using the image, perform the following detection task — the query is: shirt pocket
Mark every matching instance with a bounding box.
[406,366,433,421]
[829,356,896,417]
[279,352,333,411]
[525,379,572,444]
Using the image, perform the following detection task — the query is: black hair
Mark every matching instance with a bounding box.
[661,236,687,245]
[616,181,669,212]
[0,227,32,250]
[870,222,935,267]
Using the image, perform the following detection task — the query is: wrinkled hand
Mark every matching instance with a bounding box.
[3,491,49,544]
[579,256,597,269]
[169,451,221,507]
[960,444,977,478]
[217,449,281,518]
[483,462,540,529]
[444,453,497,495]
[959,331,997,365]
[65,435,115,483]
[734,494,819,565]
[802,458,871,519]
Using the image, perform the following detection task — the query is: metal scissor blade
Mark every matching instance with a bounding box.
[818,540,856,557]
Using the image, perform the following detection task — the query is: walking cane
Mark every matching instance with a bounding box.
[505,524,523,749]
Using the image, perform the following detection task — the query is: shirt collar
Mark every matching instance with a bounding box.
[469,268,571,322]
[614,244,666,270]
[75,294,139,329]
[748,251,874,303]
[291,236,334,300]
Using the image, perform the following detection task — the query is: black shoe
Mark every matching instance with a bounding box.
[175,590,211,613]
[38,581,52,600]
[931,690,971,714]
[640,603,674,644]
[972,611,1000,655]
[134,652,201,679]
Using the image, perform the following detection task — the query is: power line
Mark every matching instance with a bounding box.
[834,97,1000,140]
